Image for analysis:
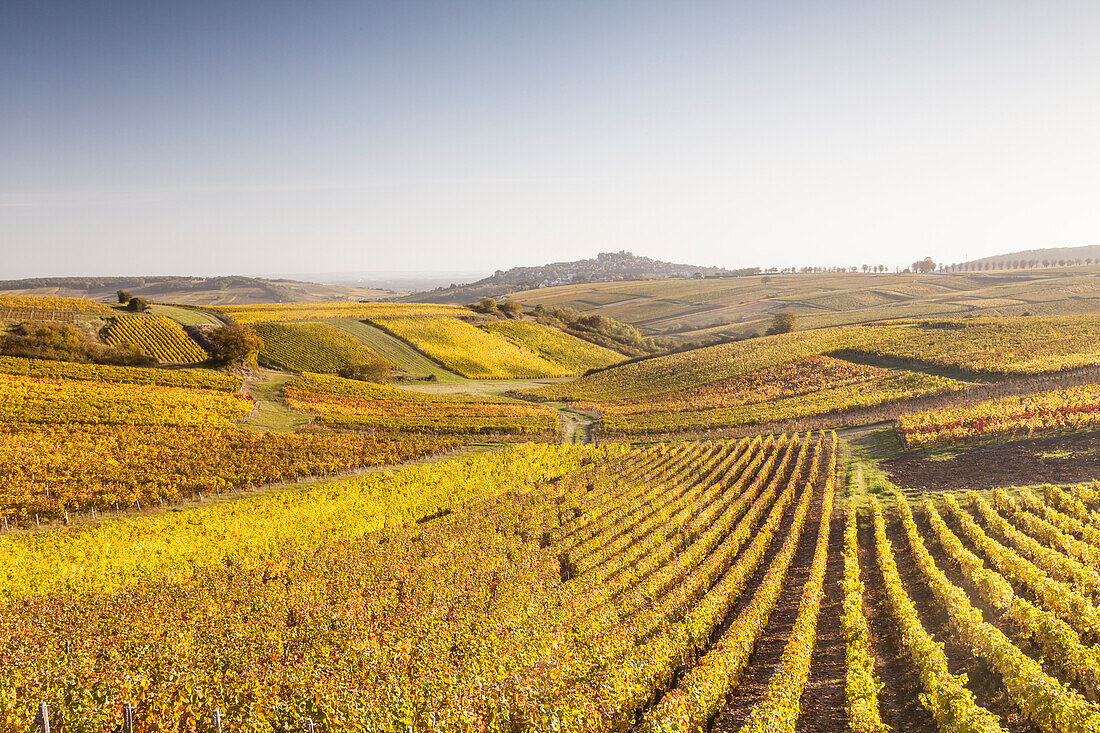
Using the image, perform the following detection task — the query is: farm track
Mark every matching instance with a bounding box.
[883,508,1039,733]
[557,405,599,444]
[709,478,824,731]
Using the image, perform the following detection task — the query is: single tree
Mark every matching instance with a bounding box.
[339,360,390,383]
[126,297,149,312]
[765,311,798,335]
[469,297,499,314]
[117,289,132,304]
[206,324,261,366]
[498,300,522,318]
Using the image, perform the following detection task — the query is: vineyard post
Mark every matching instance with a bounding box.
[307,718,315,733]
[123,702,133,733]
[37,701,49,733]
[212,708,222,733]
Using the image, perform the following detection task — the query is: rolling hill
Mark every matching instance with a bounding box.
[505,267,1100,340]
[402,250,754,304]
[0,276,396,305]
[959,244,1100,269]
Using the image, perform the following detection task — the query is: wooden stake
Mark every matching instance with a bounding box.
[212,708,222,733]
[123,701,133,733]
[35,514,40,529]
[307,718,315,733]
[38,701,50,733]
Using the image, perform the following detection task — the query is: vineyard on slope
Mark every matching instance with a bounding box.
[0,424,457,520]
[525,329,858,402]
[896,383,1100,448]
[371,315,572,378]
[281,372,559,436]
[253,321,389,373]
[0,374,253,426]
[576,355,887,415]
[212,301,470,324]
[481,320,623,373]
[526,316,1100,405]
[0,295,112,316]
[104,314,208,363]
[1,435,849,731]
[850,316,1100,375]
[285,389,558,435]
[598,370,963,435]
[0,354,240,391]
[13,415,1100,731]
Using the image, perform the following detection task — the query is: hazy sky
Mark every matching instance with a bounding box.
[3,1,1099,280]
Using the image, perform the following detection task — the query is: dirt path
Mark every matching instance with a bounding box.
[556,405,598,445]
[238,370,312,432]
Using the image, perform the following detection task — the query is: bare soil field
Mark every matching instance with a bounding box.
[883,429,1100,492]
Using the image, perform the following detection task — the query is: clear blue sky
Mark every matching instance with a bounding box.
[2,1,1099,279]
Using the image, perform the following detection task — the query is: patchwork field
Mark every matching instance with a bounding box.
[525,316,1100,437]
[321,318,464,381]
[370,315,573,379]
[506,267,1100,340]
[8,292,1100,731]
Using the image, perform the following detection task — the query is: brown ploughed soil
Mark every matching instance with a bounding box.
[883,430,1100,493]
